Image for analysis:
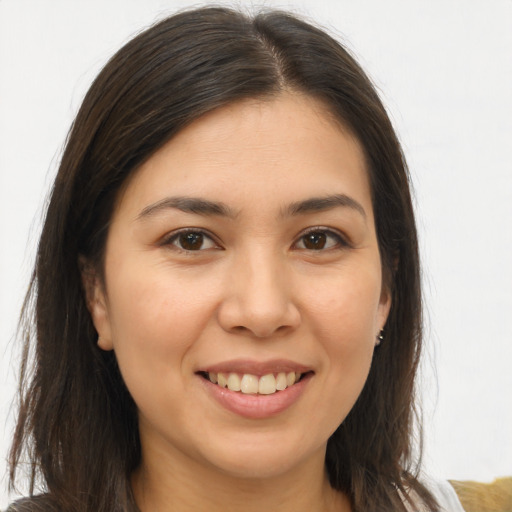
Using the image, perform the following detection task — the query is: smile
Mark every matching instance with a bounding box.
[198,368,312,419]
[202,371,303,395]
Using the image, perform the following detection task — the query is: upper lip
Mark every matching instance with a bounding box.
[196,358,313,376]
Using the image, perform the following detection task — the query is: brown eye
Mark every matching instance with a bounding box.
[166,230,218,251]
[179,232,204,250]
[302,232,327,250]
[294,229,345,251]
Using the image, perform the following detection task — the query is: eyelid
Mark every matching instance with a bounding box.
[159,227,222,251]
[158,226,350,252]
[293,226,351,250]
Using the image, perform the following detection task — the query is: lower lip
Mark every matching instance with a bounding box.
[199,374,312,419]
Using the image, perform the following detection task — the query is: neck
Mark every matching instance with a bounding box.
[132,441,351,512]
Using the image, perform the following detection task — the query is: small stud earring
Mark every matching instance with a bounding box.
[375,329,384,346]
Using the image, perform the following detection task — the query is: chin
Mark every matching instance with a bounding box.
[215,455,302,480]
[199,434,325,481]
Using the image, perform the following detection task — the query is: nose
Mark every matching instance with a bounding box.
[217,250,301,338]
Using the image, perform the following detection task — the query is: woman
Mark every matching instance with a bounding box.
[7,7,464,512]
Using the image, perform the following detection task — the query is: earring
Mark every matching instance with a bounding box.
[375,329,384,346]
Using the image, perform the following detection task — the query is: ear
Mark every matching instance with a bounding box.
[377,255,397,331]
[79,256,114,351]
[377,284,392,334]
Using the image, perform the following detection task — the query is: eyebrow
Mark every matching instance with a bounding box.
[137,196,237,220]
[136,193,366,221]
[284,194,367,219]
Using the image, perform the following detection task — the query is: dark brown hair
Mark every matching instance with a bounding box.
[9,6,437,512]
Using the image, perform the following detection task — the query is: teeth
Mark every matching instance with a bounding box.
[259,374,276,394]
[276,372,287,391]
[240,374,259,394]
[206,371,304,394]
[217,373,228,388]
[227,373,241,391]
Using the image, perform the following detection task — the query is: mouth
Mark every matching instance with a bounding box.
[196,362,313,418]
[197,370,311,395]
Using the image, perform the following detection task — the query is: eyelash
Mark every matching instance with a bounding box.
[160,227,350,253]
[160,228,220,253]
[293,227,350,251]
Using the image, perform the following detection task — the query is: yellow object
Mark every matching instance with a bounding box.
[450,477,512,512]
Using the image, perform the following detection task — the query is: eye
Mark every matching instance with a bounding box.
[164,229,219,252]
[293,228,347,251]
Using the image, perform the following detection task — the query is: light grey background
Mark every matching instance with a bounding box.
[1,0,511,507]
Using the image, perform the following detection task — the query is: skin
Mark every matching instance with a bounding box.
[88,92,391,512]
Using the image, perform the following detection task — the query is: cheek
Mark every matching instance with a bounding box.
[103,261,218,399]
[107,257,215,342]
[303,268,381,416]
[306,265,383,346]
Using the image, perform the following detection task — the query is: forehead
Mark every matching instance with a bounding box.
[114,92,372,220]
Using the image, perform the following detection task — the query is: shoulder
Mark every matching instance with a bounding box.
[405,478,466,512]
[427,479,466,511]
[4,495,59,512]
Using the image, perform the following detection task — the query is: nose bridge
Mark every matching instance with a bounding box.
[244,244,286,308]
[219,242,300,337]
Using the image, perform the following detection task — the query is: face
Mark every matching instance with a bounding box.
[89,93,391,481]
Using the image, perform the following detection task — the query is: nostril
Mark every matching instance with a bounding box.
[216,293,301,338]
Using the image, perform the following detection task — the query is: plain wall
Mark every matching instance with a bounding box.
[1,0,511,507]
